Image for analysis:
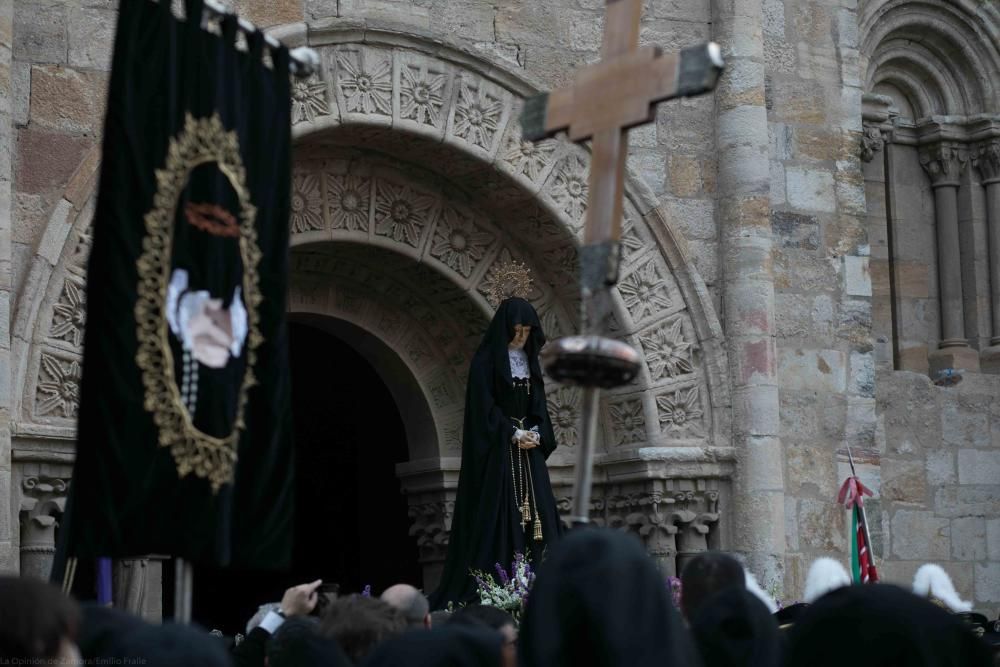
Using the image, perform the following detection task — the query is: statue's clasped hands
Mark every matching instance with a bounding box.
[515,428,540,450]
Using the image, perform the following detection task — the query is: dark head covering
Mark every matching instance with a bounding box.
[479,297,546,381]
[690,586,782,667]
[361,625,502,667]
[268,617,350,667]
[680,550,745,620]
[0,576,79,659]
[786,584,992,667]
[519,527,699,667]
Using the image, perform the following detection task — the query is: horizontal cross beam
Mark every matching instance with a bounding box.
[521,42,723,143]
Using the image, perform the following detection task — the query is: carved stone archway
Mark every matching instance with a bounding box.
[8,23,734,580]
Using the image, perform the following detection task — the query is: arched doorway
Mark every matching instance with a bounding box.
[189,320,418,634]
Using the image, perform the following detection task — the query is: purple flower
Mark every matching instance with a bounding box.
[362,585,372,598]
[496,562,510,586]
[666,576,683,609]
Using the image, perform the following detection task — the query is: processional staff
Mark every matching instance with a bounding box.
[520,0,724,525]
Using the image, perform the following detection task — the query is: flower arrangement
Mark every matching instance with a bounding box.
[470,552,536,621]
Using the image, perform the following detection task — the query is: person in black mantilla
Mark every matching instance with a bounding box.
[429,263,564,609]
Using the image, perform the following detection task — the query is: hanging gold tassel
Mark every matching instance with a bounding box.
[533,517,543,541]
[522,500,532,523]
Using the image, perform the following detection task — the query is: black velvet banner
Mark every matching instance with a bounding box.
[61,0,294,569]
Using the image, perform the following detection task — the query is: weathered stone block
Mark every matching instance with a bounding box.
[890,510,950,560]
[67,7,115,70]
[951,517,986,561]
[848,350,875,396]
[12,61,29,127]
[974,563,1000,603]
[779,348,846,393]
[785,441,836,495]
[667,155,704,198]
[771,210,818,249]
[663,196,715,241]
[881,457,926,504]
[797,498,844,551]
[934,486,1000,519]
[786,166,836,213]
[988,519,1000,560]
[957,449,1000,485]
[232,0,304,27]
[14,128,93,195]
[28,66,108,134]
[926,450,956,486]
[843,255,871,296]
[13,1,66,63]
[942,401,991,449]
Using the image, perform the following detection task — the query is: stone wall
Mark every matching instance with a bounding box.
[878,370,1000,613]
[763,0,875,597]
[0,0,16,572]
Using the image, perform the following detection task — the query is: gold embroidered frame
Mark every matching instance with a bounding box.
[135,113,263,492]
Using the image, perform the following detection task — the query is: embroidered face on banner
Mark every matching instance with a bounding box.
[135,113,263,491]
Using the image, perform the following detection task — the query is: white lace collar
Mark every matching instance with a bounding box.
[508,348,530,379]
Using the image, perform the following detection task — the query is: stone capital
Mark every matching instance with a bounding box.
[919,143,968,187]
[860,124,890,163]
[973,140,1000,185]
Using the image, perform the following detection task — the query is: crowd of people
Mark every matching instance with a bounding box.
[1,528,996,666]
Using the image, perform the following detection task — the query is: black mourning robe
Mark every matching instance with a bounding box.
[690,586,782,667]
[519,527,701,667]
[785,584,992,667]
[429,298,563,609]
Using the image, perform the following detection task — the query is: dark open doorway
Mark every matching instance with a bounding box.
[190,320,419,634]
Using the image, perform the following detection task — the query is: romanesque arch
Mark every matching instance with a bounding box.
[10,24,733,578]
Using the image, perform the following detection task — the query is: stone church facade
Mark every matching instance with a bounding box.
[0,0,997,611]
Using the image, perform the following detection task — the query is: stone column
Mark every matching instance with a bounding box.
[114,556,166,622]
[0,0,15,572]
[919,143,980,374]
[861,108,894,368]
[712,0,784,589]
[975,141,1000,372]
[18,476,69,580]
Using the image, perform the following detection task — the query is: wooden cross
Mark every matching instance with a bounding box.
[521,0,722,292]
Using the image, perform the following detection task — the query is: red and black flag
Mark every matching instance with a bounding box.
[59,0,294,571]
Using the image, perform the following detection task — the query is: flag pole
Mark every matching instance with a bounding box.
[174,558,193,624]
[847,446,879,582]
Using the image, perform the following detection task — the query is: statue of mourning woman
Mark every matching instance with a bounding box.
[429,262,564,609]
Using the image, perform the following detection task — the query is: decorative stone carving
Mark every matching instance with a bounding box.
[336,49,392,116]
[325,173,371,233]
[35,352,81,420]
[548,154,589,223]
[655,385,706,437]
[918,143,968,186]
[608,396,645,446]
[291,76,331,124]
[859,125,886,163]
[547,386,580,447]
[20,476,70,580]
[503,135,557,182]
[373,180,437,248]
[291,171,324,233]
[640,317,694,381]
[49,275,86,347]
[620,259,672,323]
[429,206,495,278]
[975,140,1000,184]
[553,480,722,577]
[620,214,645,262]
[400,61,450,129]
[452,78,504,151]
[408,500,454,564]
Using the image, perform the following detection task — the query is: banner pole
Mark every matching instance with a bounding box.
[174,558,193,624]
